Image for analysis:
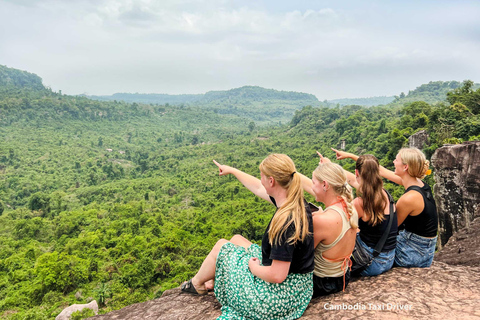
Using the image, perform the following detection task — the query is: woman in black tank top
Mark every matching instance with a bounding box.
[328,153,398,276]
[332,147,438,268]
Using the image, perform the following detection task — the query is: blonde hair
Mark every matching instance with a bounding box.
[398,148,430,179]
[313,162,358,229]
[259,154,309,246]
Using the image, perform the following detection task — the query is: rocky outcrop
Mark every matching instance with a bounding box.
[431,141,480,246]
[435,217,480,267]
[89,262,480,320]
[89,161,480,320]
[56,300,98,320]
[409,130,429,149]
[90,218,480,320]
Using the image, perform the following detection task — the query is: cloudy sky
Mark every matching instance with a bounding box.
[1,0,479,99]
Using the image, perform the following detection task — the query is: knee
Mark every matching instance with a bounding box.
[211,239,228,256]
[230,234,245,242]
[215,238,228,249]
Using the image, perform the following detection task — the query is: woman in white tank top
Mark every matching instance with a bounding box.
[299,155,358,297]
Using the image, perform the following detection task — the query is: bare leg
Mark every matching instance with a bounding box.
[191,239,228,291]
[230,234,253,249]
[203,235,251,291]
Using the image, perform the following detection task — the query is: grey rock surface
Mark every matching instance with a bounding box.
[56,300,98,320]
[90,262,480,320]
[435,217,480,267]
[431,141,480,247]
[408,130,429,149]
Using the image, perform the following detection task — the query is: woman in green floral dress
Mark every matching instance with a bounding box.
[181,154,315,320]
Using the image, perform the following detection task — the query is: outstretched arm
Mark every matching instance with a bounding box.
[331,148,359,161]
[298,172,315,198]
[331,148,403,186]
[377,165,403,186]
[318,151,359,189]
[213,160,273,203]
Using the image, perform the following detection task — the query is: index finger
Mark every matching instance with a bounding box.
[212,159,221,167]
[316,151,324,159]
[331,148,340,154]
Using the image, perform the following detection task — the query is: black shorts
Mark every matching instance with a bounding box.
[312,271,350,298]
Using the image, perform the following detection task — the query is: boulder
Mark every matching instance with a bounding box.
[434,217,480,267]
[431,141,480,247]
[408,130,429,149]
[56,300,98,320]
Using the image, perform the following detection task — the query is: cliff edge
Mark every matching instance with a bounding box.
[90,218,480,320]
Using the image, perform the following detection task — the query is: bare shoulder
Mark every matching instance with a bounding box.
[398,190,423,210]
[316,208,342,224]
[353,198,365,219]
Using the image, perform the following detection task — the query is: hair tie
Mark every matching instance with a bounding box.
[291,171,296,178]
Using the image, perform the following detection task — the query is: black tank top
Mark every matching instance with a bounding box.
[403,182,438,237]
[358,190,398,252]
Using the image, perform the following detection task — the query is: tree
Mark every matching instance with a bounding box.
[28,192,50,213]
[402,101,432,117]
[34,252,89,293]
[447,80,480,114]
[191,135,199,145]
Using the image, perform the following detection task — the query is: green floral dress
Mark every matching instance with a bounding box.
[214,242,313,320]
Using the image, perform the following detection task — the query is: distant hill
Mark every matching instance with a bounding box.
[388,81,480,106]
[327,96,395,107]
[88,86,318,104]
[88,86,322,125]
[201,86,318,102]
[0,64,46,91]
[88,92,203,104]
[88,81,480,124]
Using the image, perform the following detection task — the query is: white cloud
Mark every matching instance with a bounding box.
[0,0,479,99]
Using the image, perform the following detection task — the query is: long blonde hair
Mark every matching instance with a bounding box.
[259,154,309,246]
[398,148,430,179]
[313,162,358,229]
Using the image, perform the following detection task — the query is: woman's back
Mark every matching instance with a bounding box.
[314,205,357,278]
[356,190,398,251]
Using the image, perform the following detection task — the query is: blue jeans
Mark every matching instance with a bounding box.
[394,230,437,268]
[356,234,395,276]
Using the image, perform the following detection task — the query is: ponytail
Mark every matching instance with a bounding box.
[259,154,309,246]
[356,155,387,226]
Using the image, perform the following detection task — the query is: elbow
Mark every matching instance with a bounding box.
[271,273,288,284]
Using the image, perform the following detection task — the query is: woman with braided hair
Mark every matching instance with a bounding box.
[298,159,358,297]
[332,147,438,268]
[181,154,314,320]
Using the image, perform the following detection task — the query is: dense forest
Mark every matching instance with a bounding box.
[0,64,479,319]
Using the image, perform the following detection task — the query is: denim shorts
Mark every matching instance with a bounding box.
[394,230,437,268]
[356,234,395,277]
